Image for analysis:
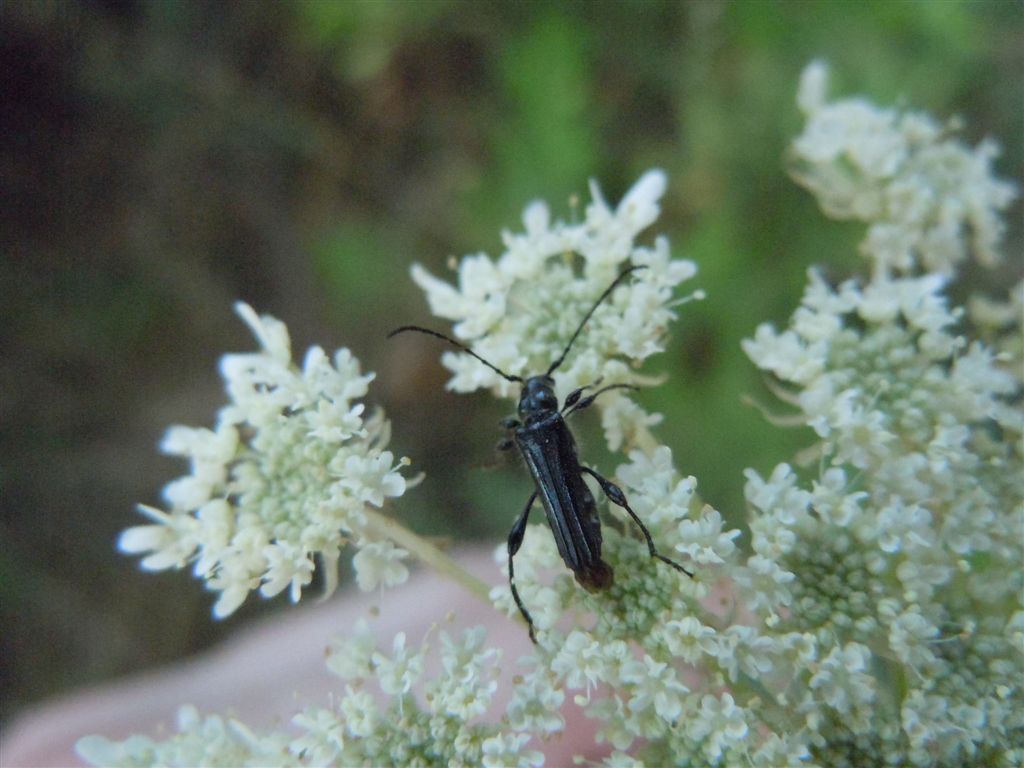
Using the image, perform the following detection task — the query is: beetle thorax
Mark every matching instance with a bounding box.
[517,375,559,424]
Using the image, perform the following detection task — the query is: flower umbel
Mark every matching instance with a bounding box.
[119,303,410,617]
[80,64,1022,768]
[791,59,1016,279]
[736,64,1022,766]
[79,628,545,768]
[411,168,700,451]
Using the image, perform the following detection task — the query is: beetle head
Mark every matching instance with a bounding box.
[518,375,558,422]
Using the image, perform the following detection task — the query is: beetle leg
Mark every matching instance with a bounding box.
[497,416,520,453]
[580,466,693,578]
[508,491,539,643]
[563,383,639,417]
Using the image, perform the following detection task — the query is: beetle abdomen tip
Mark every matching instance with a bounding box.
[576,560,614,592]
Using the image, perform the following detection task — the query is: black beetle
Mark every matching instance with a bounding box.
[389,265,692,641]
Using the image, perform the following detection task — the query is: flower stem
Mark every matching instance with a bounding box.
[362,509,493,605]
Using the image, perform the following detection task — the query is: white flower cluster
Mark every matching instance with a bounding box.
[119,303,410,617]
[76,705,293,767]
[492,448,777,766]
[77,628,547,768]
[79,65,1021,768]
[473,69,1022,766]
[411,169,699,450]
[410,173,801,762]
[736,65,1022,766]
[447,178,785,765]
[314,626,544,767]
[792,60,1016,278]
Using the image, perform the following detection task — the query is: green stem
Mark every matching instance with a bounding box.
[362,509,493,605]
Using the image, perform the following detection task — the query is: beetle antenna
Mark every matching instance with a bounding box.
[546,265,647,376]
[388,325,524,384]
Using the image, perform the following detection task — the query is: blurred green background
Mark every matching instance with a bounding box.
[2,0,1020,724]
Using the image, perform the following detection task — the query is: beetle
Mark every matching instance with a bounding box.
[389,265,692,642]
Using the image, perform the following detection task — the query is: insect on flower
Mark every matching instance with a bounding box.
[389,266,693,642]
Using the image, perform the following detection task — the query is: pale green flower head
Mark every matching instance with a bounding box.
[119,303,410,617]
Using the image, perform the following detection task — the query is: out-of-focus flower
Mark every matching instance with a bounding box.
[791,59,1016,278]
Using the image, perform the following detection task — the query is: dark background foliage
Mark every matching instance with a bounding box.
[2,0,1019,724]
